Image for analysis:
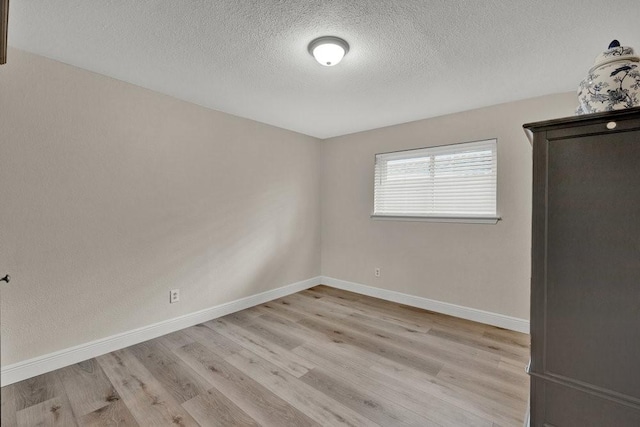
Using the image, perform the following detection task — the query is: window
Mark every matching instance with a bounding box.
[373,139,498,223]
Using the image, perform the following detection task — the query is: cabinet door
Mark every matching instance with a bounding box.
[544,130,640,400]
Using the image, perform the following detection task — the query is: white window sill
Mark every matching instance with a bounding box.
[370,215,501,224]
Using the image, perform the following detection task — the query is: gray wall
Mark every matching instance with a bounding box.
[320,93,576,320]
[0,50,322,365]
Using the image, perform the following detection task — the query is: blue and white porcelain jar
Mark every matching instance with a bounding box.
[576,40,640,115]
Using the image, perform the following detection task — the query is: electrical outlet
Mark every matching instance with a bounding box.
[170,289,180,304]
[375,267,381,277]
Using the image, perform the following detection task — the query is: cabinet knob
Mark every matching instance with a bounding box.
[1,274,9,283]
[606,121,617,130]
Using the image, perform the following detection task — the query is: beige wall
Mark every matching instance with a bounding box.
[0,47,580,368]
[0,50,321,366]
[321,93,577,320]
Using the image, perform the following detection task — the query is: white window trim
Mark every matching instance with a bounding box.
[370,214,501,224]
[372,139,500,223]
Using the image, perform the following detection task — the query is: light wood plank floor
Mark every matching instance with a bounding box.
[1,285,530,426]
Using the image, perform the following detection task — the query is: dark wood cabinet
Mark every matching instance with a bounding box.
[524,108,640,427]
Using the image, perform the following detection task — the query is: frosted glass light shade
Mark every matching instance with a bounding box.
[308,36,349,67]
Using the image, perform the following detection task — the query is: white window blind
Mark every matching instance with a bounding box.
[373,139,498,221]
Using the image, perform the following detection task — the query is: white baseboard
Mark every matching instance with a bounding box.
[320,276,530,334]
[2,275,529,386]
[0,276,321,386]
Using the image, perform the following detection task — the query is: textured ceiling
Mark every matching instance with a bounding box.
[7,1,640,138]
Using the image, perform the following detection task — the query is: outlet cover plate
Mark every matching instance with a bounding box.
[170,289,180,304]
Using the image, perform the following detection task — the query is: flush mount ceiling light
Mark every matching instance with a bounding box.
[308,36,349,67]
